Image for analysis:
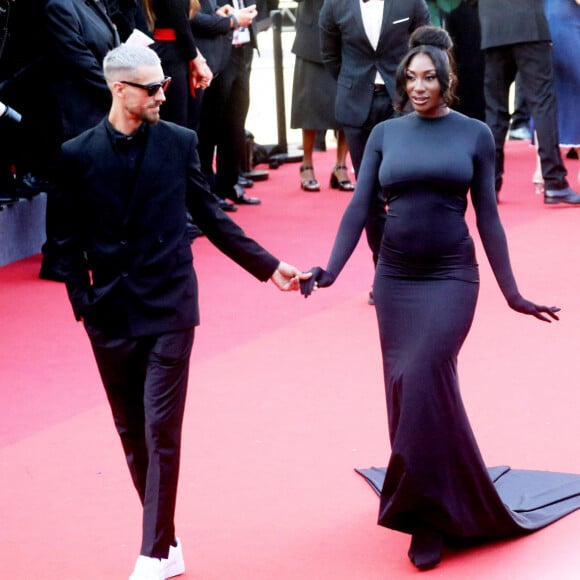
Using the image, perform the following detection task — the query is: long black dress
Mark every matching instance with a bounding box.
[318,110,580,543]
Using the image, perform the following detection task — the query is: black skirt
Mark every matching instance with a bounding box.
[290,57,341,131]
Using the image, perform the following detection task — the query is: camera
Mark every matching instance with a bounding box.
[0,101,22,123]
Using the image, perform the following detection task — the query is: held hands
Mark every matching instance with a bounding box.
[299,267,336,297]
[270,261,312,291]
[508,294,561,323]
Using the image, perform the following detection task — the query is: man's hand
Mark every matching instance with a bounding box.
[218,3,256,27]
[190,54,213,91]
[270,261,312,291]
[235,5,257,27]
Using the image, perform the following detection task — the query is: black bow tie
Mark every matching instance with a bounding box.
[362,0,384,3]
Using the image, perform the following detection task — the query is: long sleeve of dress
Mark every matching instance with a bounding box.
[325,126,382,278]
[470,127,520,303]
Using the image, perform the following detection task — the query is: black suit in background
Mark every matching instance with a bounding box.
[197,2,258,201]
[44,0,120,140]
[477,0,570,193]
[187,0,233,131]
[445,0,485,121]
[56,117,280,559]
[40,0,121,280]
[319,0,429,263]
[104,0,149,42]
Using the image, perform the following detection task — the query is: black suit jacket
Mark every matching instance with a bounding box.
[57,119,279,337]
[291,0,324,64]
[319,0,430,127]
[477,0,551,50]
[190,0,233,76]
[45,0,120,139]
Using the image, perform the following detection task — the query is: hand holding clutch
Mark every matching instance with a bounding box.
[300,267,336,297]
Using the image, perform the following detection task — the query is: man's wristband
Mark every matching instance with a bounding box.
[229,14,240,29]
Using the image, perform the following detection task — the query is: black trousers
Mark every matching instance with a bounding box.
[197,42,253,199]
[484,41,569,191]
[342,90,393,266]
[85,324,195,559]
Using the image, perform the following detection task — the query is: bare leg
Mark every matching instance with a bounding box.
[300,129,320,191]
[330,130,355,191]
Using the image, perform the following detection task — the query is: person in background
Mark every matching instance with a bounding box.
[40,0,122,281]
[290,0,354,194]
[52,43,310,580]
[196,0,262,208]
[105,0,149,42]
[141,0,213,127]
[477,0,580,204]
[532,0,580,191]
[189,0,258,212]
[444,0,485,121]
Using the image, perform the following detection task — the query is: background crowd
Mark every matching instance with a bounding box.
[0,0,579,255]
[1,1,579,578]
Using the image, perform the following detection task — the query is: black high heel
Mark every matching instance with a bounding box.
[408,527,443,571]
[300,165,320,192]
[330,165,355,191]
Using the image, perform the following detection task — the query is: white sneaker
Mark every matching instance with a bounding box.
[163,538,185,578]
[129,555,164,580]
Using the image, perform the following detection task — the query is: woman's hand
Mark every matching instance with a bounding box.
[300,267,335,297]
[508,294,561,322]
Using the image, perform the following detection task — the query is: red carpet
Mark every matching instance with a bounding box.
[1,141,580,579]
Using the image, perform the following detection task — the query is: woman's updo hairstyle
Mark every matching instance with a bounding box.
[394,26,458,112]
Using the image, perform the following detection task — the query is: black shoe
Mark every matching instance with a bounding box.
[237,176,254,189]
[214,194,238,212]
[227,184,261,205]
[544,187,580,205]
[39,268,67,282]
[15,173,54,197]
[508,126,532,141]
[408,527,443,571]
[565,147,578,160]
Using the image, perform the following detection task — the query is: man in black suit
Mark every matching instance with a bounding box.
[196,0,262,208]
[477,0,580,204]
[319,0,430,266]
[54,43,309,580]
[41,0,122,280]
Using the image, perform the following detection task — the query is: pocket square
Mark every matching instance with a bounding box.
[392,17,410,24]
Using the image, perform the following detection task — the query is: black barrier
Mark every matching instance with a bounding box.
[265,9,302,168]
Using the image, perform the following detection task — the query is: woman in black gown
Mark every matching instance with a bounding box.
[301,26,580,570]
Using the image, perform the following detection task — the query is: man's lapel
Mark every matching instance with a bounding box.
[377,0,395,51]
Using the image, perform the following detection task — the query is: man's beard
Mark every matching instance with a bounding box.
[140,107,161,124]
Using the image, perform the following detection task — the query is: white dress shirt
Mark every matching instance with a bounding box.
[359,0,385,84]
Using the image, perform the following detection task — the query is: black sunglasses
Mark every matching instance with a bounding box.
[120,76,172,96]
